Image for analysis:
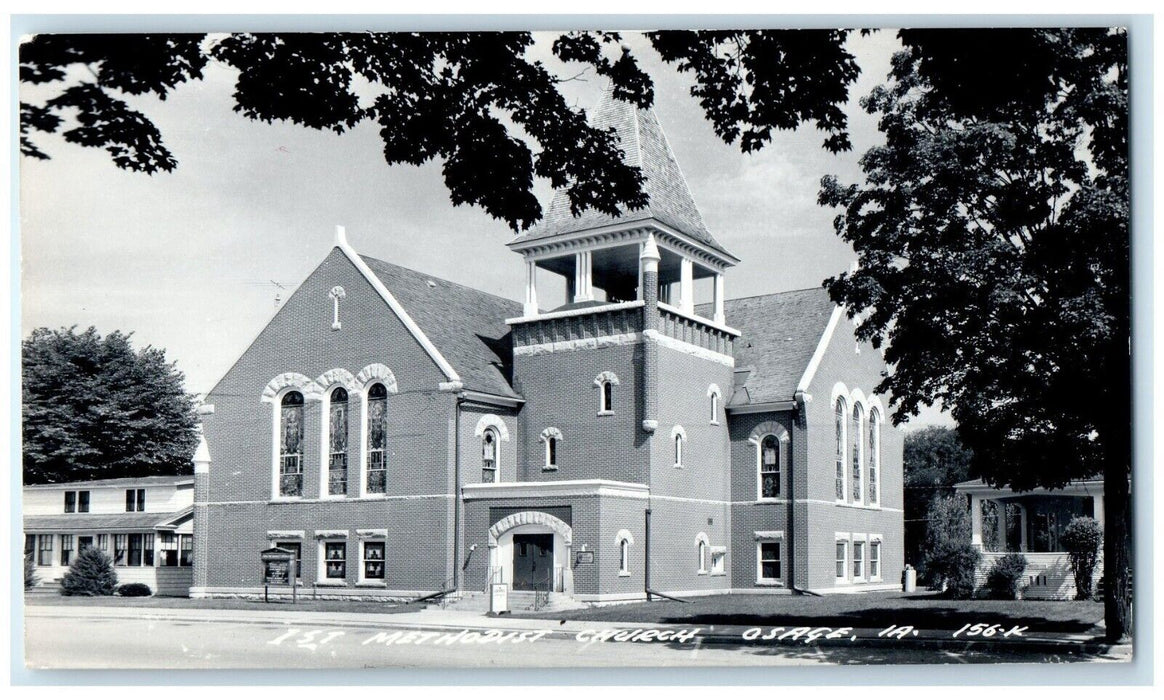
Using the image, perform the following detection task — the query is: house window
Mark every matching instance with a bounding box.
[868,410,880,505]
[125,488,145,512]
[114,534,128,565]
[834,398,846,500]
[60,535,74,566]
[127,533,154,567]
[759,434,780,499]
[619,538,630,575]
[180,535,194,567]
[758,541,782,582]
[362,541,386,581]
[328,387,349,496]
[64,491,76,513]
[851,404,863,503]
[870,540,881,580]
[279,391,305,497]
[159,532,179,566]
[97,534,108,554]
[78,491,89,512]
[540,428,562,470]
[482,428,499,483]
[835,540,847,581]
[37,535,53,566]
[366,383,388,494]
[323,541,347,580]
[852,540,865,581]
[276,541,301,578]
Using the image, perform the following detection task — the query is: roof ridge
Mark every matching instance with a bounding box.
[359,253,522,309]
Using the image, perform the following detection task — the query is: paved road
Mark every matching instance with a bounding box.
[22,605,1129,669]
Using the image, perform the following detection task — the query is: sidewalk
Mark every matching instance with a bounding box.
[24,603,1131,658]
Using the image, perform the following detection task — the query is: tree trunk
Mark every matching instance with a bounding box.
[1102,454,1132,642]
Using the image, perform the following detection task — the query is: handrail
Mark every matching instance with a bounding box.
[644,588,690,603]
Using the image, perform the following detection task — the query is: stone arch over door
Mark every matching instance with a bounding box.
[488,511,573,595]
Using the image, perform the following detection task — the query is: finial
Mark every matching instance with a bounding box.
[640,233,661,262]
[335,225,348,248]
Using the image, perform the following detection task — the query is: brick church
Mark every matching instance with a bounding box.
[192,90,903,604]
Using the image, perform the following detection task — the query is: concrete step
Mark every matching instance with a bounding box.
[431,590,585,613]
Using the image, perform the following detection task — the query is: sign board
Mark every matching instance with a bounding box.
[259,547,298,602]
[575,551,594,565]
[490,583,509,615]
[264,559,291,586]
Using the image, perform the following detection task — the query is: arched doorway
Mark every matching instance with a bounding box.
[488,511,573,594]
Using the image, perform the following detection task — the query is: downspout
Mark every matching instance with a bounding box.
[790,389,807,594]
[448,385,465,591]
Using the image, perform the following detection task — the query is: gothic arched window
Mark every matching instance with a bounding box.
[327,387,349,496]
[279,391,304,497]
[482,427,499,483]
[365,383,388,494]
[851,403,864,503]
[834,398,846,501]
[759,434,780,499]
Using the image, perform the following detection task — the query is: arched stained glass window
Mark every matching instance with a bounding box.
[760,434,780,498]
[851,404,863,502]
[328,388,349,496]
[279,391,304,497]
[834,398,846,501]
[868,410,880,505]
[365,383,388,494]
[482,428,499,483]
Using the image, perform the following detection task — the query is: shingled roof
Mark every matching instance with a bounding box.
[24,474,194,490]
[23,508,193,533]
[699,288,838,406]
[361,255,522,400]
[511,86,732,258]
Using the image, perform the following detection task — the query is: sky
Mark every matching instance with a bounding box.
[18,28,952,428]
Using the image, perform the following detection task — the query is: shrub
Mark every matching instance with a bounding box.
[117,583,152,597]
[921,496,981,598]
[61,546,118,596]
[985,552,1028,599]
[24,554,39,590]
[1061,516,1103,600]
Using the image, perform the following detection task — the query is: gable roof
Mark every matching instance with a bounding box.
[360,255,522,399]
[24,474,194,490]
[699,287,838,406]
[24,508,193,533]
[511,86,732,258]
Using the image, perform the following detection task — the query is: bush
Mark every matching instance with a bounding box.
[985,552,1028,599]
[921,496,981,598]
[1061,516,1103,600]
[24,554,39,590]
[117,583,152,597]
[61,547,118,596]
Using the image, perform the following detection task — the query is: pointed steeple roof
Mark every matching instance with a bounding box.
[511,85,733,259]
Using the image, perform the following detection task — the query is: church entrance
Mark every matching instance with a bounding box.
[511,533,554,591]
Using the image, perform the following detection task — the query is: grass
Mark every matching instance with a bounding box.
[517,591,1105,634]
[24,591,427,615]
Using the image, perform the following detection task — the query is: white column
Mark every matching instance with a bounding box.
[523,260,539,316]
[1092,494,1105,528]
[713,272,725,324]
[573,251,593,303]
[679,258,694,313]
[1018,505,1028,552]
[637,243,644,300]
[970,494,983,548]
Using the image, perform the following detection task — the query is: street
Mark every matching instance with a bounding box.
[22,604,1129,669]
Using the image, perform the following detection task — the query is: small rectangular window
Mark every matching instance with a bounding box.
[128,533,143,566]
[126,489,134,512]
[78,491,90,512]
[363,541,385,580]
[25,535,35,558]
[64,491,76,513]
[870,541,881,579]
[159,532,179,566]
[114,534,128,566]
[853,541,865,580]
[180,534,194,567]
[37,535,54,566]
[759,541,781,581]
[711,549,725,575]
[324,542,346,579]
[835,541,847,580]
[60,535,74,566]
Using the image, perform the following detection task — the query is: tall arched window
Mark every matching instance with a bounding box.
[834,398,846,501]
[868,409,880,505]
[851,404,864,503]
[710,392,719,423]
[594,371,619,414]
[327,388,349,496]
[279,391,304,497]
[365,383,388,494]
[760,434,780,498]
[619,538,630,575]
[482,428,499,483]
[602,381,613,412]
[675,433,684,466]
[697,539,708,573]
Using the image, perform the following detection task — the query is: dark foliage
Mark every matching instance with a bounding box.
[22,326,199,484]
[61,547,118,596]
[984,553,1028,600]
[117,582,153,597]
[902,427,973,571]
[25,555,39,590]
[1061,517,1103,600]
[920,496,980,598]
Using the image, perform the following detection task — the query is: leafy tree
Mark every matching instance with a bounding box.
[903,427,973,570]
[1062,516,1104,600]
[61,546,118,596]
[818,28,1130,640]
[921,496,980,599]
[24,555,39,590]
[19,31,859,232]
[22,326,199,484]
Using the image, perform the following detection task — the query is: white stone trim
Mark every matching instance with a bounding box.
[314,368,358,394]
[488,511,573,547]
[513,332,641,357]
[356,529,388,539]
[261,373,320,403]
[645,329,734,367]
[656,301,741,337]
[355,364,399,393]
[797,304,844,394]
[267,530,305,539]
[335,231,461,383]
[505,300,645,325]
[614,528,635,546]
[473,414,511,442]
[754,530,785,540]
[314,529,349,539]
[462,479,649,501]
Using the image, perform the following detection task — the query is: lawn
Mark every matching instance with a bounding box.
[24,592,427,615]
[518,591,1105,635]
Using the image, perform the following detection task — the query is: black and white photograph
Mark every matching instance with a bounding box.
[12,12,1148,682]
